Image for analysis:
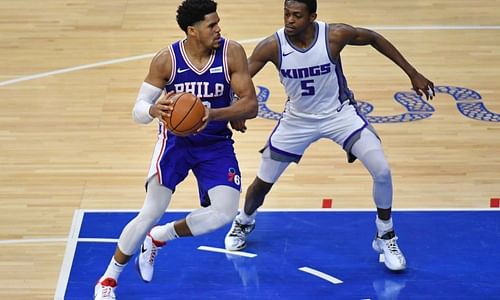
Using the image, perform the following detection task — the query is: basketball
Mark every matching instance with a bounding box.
[163,92,206,136]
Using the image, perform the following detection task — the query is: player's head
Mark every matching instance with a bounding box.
[283,0,317,36]
[177,0,222,49]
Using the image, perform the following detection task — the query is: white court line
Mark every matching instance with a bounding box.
[0,37,263,87]
[198,246,257,258]
[369,25,500,30]
[0,237,67,245]
[1,26,500,87]
[298,267,343,284]
[78,238,118,243]
[55,209,84,300]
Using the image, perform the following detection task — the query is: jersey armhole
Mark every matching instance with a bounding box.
[165,44,177,86]
[274,32,283,70]
[223,38,230,84]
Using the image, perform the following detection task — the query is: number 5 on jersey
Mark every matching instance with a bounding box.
[301,79,315,96]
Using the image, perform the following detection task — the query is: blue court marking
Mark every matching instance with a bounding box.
[56,209,500,299]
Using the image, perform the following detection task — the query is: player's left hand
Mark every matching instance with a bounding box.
[410,72,435,100]
[230,119,247,133]
[196,105,210,133]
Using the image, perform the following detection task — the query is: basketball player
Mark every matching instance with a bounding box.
[225,0,435,272]
[93,0,257,299]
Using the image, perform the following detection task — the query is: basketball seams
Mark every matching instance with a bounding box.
[165,93,182,131]
[171,93,198,132]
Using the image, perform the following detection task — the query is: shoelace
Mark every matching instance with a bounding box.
[102,286,113,297]
[148,245,158,265]
[385,237,402,255]
[229,222,246,237]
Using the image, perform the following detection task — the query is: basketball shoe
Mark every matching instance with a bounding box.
[372,230,406,271]
[224,219,255,251]
[136,233,165,282]
[94,277,117,300]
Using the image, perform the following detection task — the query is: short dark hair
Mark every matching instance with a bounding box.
[284,0,317,14]
[176,0,218,33]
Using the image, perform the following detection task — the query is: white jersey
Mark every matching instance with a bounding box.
[275,21,352,117]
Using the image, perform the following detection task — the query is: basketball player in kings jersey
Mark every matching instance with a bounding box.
[225,0,435,272]
[94,0,257,299]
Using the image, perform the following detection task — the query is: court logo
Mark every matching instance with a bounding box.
[255,85,500,123]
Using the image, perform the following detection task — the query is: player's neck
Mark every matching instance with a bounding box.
[287,24,316,49]
[182,39,213,68]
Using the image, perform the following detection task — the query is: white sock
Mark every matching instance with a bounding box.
[149,222,179,242]
[376,216,393,237]
[236,211,257,225]
[101,257,126,282]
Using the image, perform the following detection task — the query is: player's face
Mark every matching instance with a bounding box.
[283,1,316,36]
[194,12,222,50]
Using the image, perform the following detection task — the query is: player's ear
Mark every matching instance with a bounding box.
[309,13,317,23]
[186,25,198,38]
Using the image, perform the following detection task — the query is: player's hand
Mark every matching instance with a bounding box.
[195,105,210,133]
[230,119,247,133]
[410,72,435,100]
[151,91,175,119]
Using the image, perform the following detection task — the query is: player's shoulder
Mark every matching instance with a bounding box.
[253,34,278,54]
[327,23,356,33]
[151,47,172,66]
[326,23,358,42]
[149,46,173,76]
[224,39,245,53]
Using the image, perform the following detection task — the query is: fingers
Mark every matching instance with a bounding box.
[414,84,435,100]
[155,91,176,118]
[201,106,210,122]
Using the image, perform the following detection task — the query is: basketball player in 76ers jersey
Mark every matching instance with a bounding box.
[225,0,435,272]
[94,0,257,299]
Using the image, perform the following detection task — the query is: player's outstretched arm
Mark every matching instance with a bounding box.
[247,35,279,77]
[229,35,277,132]
[208,40,258,122]
[330,24,435,100]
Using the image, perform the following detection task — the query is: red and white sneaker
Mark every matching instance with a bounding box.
[135,233,166,282]
[94,277,117,300]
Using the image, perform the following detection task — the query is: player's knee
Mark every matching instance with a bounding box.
[135,210,163,229]
[200,207,235,233]
[373,167,392,185]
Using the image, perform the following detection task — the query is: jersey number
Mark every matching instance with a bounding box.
[301,79,315,96]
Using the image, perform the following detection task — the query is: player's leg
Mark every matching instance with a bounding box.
[136,185,240,281]
[138,147,242,280]
[225,148,291,250]
[95,176,172,299]
[350,128,406,271]
[225,112,317,251]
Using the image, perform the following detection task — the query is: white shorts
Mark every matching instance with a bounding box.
[264,102,377,163]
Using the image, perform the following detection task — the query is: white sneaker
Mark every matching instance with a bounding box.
[224,219,255,251]
[372,231,407,271]
[135,233,165,282]
[94,277,117,300]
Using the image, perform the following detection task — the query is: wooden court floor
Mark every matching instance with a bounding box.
[0,0,499,298]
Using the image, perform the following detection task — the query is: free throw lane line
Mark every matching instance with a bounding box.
[299,267,343,284]
[197,246,257,258]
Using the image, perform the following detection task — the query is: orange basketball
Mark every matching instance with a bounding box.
[163,92,206,136]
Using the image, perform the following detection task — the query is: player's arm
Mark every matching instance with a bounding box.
[247,35,279,77]
[329,23,435,100]
[228,35,278,132]
[208,41,258,122]
[132,48,174,124]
